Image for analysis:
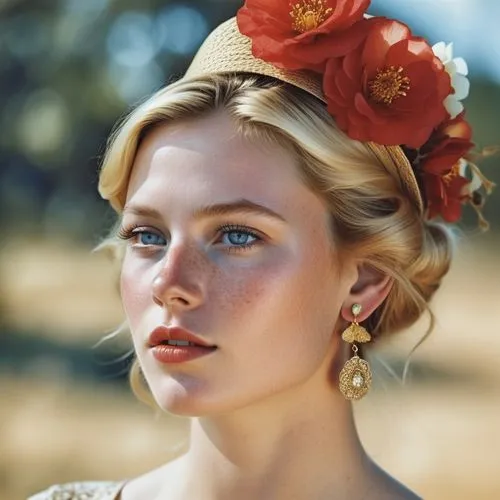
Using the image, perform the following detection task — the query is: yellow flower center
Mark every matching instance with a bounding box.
[368,66,411,105]
[290,0,333,33]
[442,162,461,185]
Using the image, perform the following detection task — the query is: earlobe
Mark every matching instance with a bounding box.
[342,264,393,322]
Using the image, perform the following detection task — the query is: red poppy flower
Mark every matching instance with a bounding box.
[420,112,474,176]
[424,163,470,222]
[237,0,371,71]
[323,19,452,148]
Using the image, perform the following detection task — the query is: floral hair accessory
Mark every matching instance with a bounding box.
[234,0,495,227]
[237,0,372,70]
[322,18,451,148]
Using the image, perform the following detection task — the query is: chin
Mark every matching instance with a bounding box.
[149,376,231,417]
[153,394,240,417]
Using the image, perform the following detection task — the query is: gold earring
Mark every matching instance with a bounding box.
[338,303,372,400]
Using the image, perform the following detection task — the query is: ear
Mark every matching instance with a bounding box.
[341,264,393,322]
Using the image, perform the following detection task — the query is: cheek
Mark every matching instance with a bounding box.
[207,254,341,409]
[120,253,154,330]
[218,245,340,354]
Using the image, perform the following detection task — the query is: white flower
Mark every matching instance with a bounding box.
[458,158,491,195]
[432,41,470,119]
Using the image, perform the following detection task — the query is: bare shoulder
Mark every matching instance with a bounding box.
[369,480,422,500]
[363,463,423,500]
[119,458,183,500]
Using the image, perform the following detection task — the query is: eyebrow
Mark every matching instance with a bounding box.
[122,199,287,223]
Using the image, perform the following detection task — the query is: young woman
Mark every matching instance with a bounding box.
[30,1,494,499]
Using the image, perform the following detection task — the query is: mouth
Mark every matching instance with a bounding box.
[148,326,217,364]
[147,325,217,349]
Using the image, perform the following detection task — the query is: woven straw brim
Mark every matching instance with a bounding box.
[184,17,424,214]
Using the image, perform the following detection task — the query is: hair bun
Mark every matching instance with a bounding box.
[368,222,455,337]
[409,223,455,302]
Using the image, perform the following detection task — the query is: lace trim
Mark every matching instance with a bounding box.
[28,481,126,500]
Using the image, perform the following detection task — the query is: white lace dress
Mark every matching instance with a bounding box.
[27,481,126,500]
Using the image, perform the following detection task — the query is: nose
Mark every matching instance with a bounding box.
[152,242,206,312]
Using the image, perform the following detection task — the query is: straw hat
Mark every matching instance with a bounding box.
[184,17,424,214]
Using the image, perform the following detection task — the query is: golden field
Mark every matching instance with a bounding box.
[1,237,499,500]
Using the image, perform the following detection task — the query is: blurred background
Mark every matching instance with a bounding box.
[0,0,499,499]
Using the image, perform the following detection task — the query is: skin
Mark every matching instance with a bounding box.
[118,111,421,500]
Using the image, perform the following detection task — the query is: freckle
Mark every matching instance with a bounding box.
[178,245,218,289]
[214,268,264,315]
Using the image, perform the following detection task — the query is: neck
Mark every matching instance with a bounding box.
[165,376,373,500]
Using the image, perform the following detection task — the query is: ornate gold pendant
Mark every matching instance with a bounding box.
[339,355,372,400]
[341,323,371,344]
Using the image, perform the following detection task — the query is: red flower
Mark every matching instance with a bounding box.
[419,113,474,222]
[420,112,474,176]
[323,19,452,148]
[424,162,470,222]
[237,0,371,71]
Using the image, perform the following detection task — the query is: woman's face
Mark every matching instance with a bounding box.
[120,111,358,416]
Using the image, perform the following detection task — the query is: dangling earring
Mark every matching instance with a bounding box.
[339,303,372,400]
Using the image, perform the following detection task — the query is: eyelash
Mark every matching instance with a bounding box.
[117,223,263,253]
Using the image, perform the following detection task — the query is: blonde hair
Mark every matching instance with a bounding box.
[98,73,455,405]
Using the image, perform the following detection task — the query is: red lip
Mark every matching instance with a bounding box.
[148,326,217,364]
[147,326,216,348]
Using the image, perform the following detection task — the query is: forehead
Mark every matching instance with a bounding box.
[126,111,321,213]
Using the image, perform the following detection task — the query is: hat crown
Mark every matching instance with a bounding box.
[185,17,325,102]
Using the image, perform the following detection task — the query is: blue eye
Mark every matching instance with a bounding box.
[218,225,261,251]
[137,231,167,246]
[223,231,256,246]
